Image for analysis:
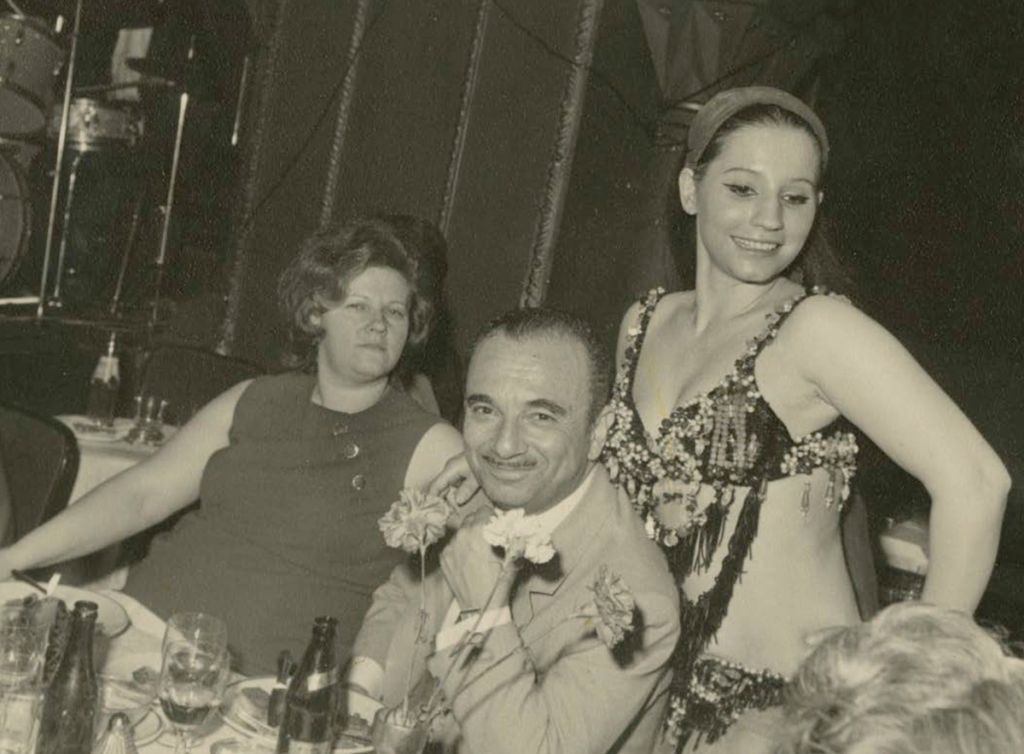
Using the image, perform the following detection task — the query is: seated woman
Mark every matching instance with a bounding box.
[0,215,464,673]
[778,602,1024,754]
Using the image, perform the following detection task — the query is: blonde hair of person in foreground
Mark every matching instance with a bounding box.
[777,602,1024,754]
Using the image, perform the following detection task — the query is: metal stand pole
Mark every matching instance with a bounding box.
[149,89,189,330]
[36,0,84,318]
[109,193,144,316]
[50,151,83,302]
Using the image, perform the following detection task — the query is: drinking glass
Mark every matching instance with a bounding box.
[0,606,49,754]
[158,613,230,754]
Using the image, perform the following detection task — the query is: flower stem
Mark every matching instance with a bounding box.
[423,562,512,716]
[445,614,591,706]
[401,544,428,720]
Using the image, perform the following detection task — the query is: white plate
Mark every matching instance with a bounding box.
[130,707,164,746]
[221,677,378,754]
[0,583,130,637]
[62,416,135,444]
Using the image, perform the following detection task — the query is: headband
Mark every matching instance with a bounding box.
[684,86,829,172]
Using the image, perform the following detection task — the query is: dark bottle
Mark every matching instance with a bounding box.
[86,333,120,427]
[276,617,339,754]
[36,601,100,754]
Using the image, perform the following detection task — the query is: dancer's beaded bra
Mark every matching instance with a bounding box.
[600,287,859,748]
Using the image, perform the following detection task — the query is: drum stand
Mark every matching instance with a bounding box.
[147,34,197,330]
[150,86,189,330]
[49,150,83,302]
[35,0,83,317]
[108,193,144,316]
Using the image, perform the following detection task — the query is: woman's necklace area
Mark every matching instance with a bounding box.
[699,277,790,324]
[311,378,389,415]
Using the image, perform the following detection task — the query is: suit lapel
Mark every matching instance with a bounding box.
[383,467,617,706]
[512,467,614,640]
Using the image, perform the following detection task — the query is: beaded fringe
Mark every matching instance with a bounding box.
[670,487,733,575]
[669,478,768,751]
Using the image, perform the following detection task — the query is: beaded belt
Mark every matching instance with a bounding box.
[665,655,787,750]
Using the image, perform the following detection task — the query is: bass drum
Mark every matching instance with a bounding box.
[0,15,64,136]
[0,135,42,172]
[0,148,30,289]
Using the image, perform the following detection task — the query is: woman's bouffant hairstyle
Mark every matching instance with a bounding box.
[277,215,446,372]
[688,103,854,295]
[777,602,1024,754]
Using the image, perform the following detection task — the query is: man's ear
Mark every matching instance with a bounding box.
[678,168,698,215]
[588,402,614,461]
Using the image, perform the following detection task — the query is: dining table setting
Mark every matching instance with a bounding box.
[0,579,384,754]
[54,398,179,591]
[59,394,177,490]
[0,396,384,752]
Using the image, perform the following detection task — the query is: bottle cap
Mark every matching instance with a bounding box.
[73,601,100,619]
[312,616,338,635]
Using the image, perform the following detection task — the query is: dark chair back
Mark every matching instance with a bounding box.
[0,404,79,540]
[137,344,265,426]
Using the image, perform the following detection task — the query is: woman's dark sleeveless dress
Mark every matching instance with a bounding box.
[125,372,442,674]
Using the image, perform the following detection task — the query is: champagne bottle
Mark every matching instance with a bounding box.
[36,601,100,754]
[275,617,339,754]
[86,333,120,427]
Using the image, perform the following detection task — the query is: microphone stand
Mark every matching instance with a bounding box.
[231,54,250,147]
[149,37,194,331]
[36,0,83,318]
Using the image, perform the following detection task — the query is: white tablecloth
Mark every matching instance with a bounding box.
[95,592,375,754]
[102,591,226,754]
[56,417,176,590]
[879,517,929,575]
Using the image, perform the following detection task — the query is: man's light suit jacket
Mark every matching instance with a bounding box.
[353,465,681,754]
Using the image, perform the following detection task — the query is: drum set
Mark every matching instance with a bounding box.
[0,1,195,325]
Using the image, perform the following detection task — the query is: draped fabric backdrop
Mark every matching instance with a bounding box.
[217,0,862,366]
[217,2,1023,506]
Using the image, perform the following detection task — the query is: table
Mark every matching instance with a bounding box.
[55,416,177,590]
[878,516,928,605]
[99,591,377,754]
[101,590,221,754]
[879,517,929,574]
[58,418,162,504]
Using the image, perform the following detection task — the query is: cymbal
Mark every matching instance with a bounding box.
[40,313,149,333]
[123,58,222,102]
[125,57,184,86]
[74,78,177,96]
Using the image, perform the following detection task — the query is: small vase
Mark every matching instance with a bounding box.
[370,707,429,754]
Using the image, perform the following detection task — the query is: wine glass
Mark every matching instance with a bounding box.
[0,606,48,754]
[158,613,230,754]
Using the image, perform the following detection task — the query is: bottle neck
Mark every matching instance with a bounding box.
[275,652,293,684]
[292,621,338,693]
[61,610,98,676]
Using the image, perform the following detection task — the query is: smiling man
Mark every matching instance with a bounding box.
[352,308,680,754]
[461,312,602,515]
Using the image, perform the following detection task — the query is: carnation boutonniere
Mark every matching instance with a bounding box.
[580,564,636,648]
[426,511,638,713]
[376,489,454,723]
[373,498,639,754]
[420,508,557,713]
